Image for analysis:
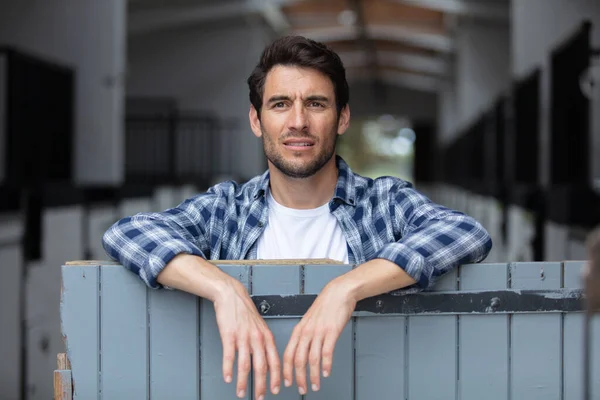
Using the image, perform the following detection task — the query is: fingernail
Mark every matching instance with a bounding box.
[312,384,319,391]
[323,370,329,378]
[273,386,280,394]
[258,395,264,400]
[299,387,306,395]
[225,376,232,383]
[237,390,245,398]
[284,379,291,387]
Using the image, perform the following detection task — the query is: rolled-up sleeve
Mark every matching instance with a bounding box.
[102,194,213,289]
[376,183,492,290]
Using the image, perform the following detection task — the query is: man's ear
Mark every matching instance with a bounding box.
[249,105,262,138]
[337,104,351,136]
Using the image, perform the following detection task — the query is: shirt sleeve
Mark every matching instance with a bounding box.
[102,193,215,289]
[376,182,492,291]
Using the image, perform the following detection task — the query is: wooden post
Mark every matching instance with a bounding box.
[54,353,72,400]
[584,227,600,400]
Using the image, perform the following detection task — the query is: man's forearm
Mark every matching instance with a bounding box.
[157,254,237,302]
[332,258,417,302]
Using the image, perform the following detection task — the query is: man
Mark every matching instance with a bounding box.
[103,35,492,399]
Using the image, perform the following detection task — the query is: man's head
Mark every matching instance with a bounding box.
[247,36,351,179]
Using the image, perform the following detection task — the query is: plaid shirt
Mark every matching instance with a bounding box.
[102,156,492,292]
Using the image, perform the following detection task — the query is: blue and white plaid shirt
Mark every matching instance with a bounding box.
[103,156,492,292]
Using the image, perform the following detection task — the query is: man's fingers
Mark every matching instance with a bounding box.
[236,341,251,399]
[283,328,300,387]
[308,335,323,392]
[251,332,268,400]
[294,335,311,395]
[321,334,337,378]
[221,332,236,384]
[264,331,281,395]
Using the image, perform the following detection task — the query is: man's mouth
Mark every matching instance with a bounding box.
[283,139,315,148]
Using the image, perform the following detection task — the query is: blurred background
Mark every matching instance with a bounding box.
[0,0,598,398]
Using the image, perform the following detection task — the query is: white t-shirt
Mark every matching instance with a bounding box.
[256,192,349,263]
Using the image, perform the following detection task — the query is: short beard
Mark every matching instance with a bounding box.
[261,127,337,179]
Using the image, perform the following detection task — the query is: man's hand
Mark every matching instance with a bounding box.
[156,255,281,400]
[281,258,417,394]
[213,279,281,400]
[282,281,356,394]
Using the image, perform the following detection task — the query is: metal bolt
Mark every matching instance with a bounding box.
[376,300,384,309]
[486,297,501,313]
[259,300,270,314]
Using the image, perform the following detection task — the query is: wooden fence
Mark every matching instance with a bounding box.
[59,260,599,399]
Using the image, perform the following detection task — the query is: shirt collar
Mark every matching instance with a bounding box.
[252,155,357,206]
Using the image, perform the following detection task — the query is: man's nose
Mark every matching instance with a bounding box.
[288,104,308,132]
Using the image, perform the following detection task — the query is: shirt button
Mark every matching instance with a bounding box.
[257,221,264,227]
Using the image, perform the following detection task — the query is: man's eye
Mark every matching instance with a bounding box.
[274,102,285,108]
[310,102,324,107]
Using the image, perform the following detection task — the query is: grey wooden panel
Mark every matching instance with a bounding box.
[409,267,457,400]
[101,265,149,398]
[149,287,200,399]
[0,242,22,400]
[459,263,508,400]
[252,265,302,400]
[510,262,561,400]
[355,316,405,400]
[433,266,458,290]
[563,261,600,399]
[303,264,353,400]
[201,265,251,400]
[61,265,100,398]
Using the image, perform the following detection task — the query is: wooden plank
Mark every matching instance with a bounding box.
[54,353,73,399]
[149,287,200,398]
[252,264,302,400]
[57,353,71,370]
[0,242,22,400]
[54,370,73,400]
[355,316,405,400]
[459,263,508,400]
[60,265,99,398]
[303,264,353,400]
[200,265,251,400]
[563,261,585,400]
[100,265,148,398]
[563,260,600,399]
[510,262,561,400]
[408,267,457,400]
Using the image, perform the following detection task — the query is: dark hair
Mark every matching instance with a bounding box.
[247,35,349,118]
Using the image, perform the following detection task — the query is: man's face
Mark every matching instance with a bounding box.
[250,65,350,178]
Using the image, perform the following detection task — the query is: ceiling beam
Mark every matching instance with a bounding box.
[129,0,300,35]
[347,0,384,102]
[339,50,449,76]
[394,0,509,21]
[293,24,454,53]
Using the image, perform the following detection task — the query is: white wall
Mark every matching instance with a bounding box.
[127,17,272,180]
[512,0,600,187]
[438,19,511,143]
[0,0,127,185]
